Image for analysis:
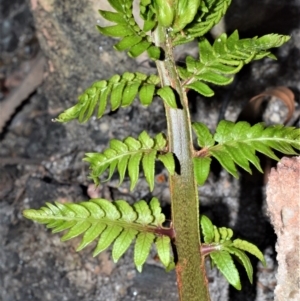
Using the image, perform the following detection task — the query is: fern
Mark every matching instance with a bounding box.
[200,215,266,290]
[178,31,290,97]
[172,0,232,46]
[84,131,175,191]
[55,72,160,123]
[55,72,178,123]
[97,0,160,59]
[22,1,296,299]
[23,197,174,272]
[193,121,300,185]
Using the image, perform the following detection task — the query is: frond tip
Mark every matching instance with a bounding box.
[193,121,300,185]
[23,197,174,272]
[180,31,290,97]
[97,0,160,59]
[84,131,176,191]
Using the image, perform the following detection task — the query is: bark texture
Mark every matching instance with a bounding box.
[266,157,300,301]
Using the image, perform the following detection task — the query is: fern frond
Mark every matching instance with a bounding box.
[23,197,174,272]
[180,31,290,97]
[193,121,300,184]
[172,0,232,46]
[55,72,160,123]
[84,131,175,191]
[200,215,265,289]
[98,0,160,59]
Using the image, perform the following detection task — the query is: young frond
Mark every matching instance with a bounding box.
[55,72,160,123]
[172,0,232,46]
[23,197,174,272]
[181,31,290,97]
[200,215,265,290]
[139,0,157,32]
[97,0,160,59]
[193,121,300,184]
[84,131,175,191]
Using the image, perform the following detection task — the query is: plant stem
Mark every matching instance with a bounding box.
[153,26,211,301]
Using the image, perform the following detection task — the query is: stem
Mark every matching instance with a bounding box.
[153,26,210,301]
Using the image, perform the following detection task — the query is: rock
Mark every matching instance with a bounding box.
[266,157,300,301]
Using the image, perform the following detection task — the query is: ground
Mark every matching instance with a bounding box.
[0,1,299,301]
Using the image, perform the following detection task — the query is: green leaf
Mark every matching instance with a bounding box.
[158,153,175,175]
[193,157,212,186]
[147,45,161,60]
[77,223,106,251]
[192,122,215,148]
[98,1,155,58]
[218,227,234,241]
[233,239,266,266]
[193,121,299,179]
[61,221,91,241]
[210,251,241,290]
[110,82,126,110]
[98,11,126,24]
[139,131,154,148]
[112,229,138,262]
[210,148,239,178]
[173,0,201,32]
[134,200,153,225]
[92,199,120,220]
[134,232,155,272]
[97,24,133,37]
[176,30,290,96]
[155,236,172,268]
[196,72,234,85]
[24,198,172,271]
[128,41,152,57]
[186,81,214,97]
[224,246,253,284]
[172,0,231,45]
[200,215,215,243]
[128,152,143,191]
[214,226,220,243]
[55,72,160,123]
[84,131,175,191]
[142,150,157,191]
[157,86,178,108]
[114,200,137,222]
[139,84,156,106]
[107,0,123,13]
[154,0,175,27]
[117,155,130,184]
[114,36,143,51]
[93,225,123,256]
[149,197,165,226]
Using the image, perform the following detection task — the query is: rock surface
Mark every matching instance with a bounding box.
[266,157,300,301]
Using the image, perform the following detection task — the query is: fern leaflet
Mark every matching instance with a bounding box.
[178,31,290,97]
[23,197,174,272]
[193,121,300,185]
[84,131,175,191]
[172,0,232,46]
[55,72,160,123]
[97,0,160,59]
[200,215,266,290]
